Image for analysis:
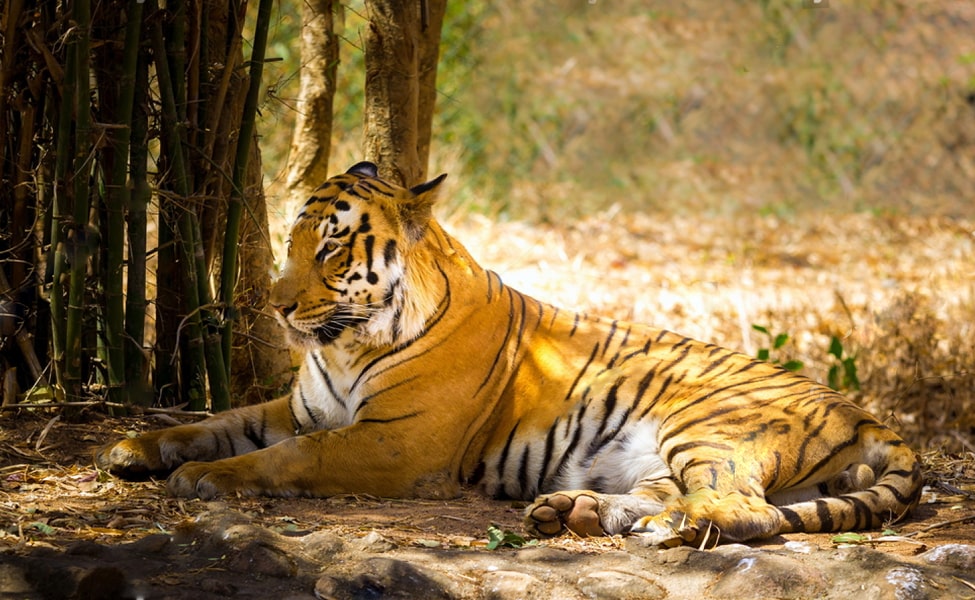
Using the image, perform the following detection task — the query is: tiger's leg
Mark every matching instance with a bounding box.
[165,422,460,500]
[630,488,786,547]
[525,478,681,537]
[94,397,296,477]
[767,463,876,505]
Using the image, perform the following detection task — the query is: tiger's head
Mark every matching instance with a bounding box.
[269,162,447,349]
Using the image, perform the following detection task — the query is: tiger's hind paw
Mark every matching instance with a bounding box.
[630,512,701,548]
[525,491,605,537]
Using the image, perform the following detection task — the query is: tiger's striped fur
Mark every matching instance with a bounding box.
[95,162,922,546]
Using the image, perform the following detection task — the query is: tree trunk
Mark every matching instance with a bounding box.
[416,0,446,180]
[231,138,293,405]
[363,0,446,186]
[363,0,421,186]
[284,0,340,201]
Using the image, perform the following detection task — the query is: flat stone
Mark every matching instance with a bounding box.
[577,569,666,600]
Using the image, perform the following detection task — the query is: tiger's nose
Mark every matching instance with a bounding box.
[272,302,297,318]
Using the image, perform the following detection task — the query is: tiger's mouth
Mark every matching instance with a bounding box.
[294,306,365,347]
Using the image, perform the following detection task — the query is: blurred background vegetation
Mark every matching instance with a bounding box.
[257,0,973,222]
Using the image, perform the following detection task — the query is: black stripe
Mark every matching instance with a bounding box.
[697,350,736,377]
[543,414,585,492]
[600,321,618,357]
[354,375,422,416]
[585,405,633,461]
[383,239,397,265]
[778,506,804,531]
[287,396,302,433]
[517,444,532,498]
[563,343,600,403]
[297,384,318,426]
[790,415,872,487]
[243,420,267,450]
[496,422,520,485]
[473,286,525,398]
[878,482,916,505]
[364,234,378,284]
[664,440,733,466]
[593,378,624,439]
[536,421,559,496]
[311,351,346,410]
[358,412,420,424]
[814,499,834,531]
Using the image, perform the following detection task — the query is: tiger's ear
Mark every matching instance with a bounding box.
[400,173,447,243]
[346,161,379,178]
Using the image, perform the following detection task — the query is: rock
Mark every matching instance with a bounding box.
[919,543,975,570]
[74,566,128,600]
[224,542,297,578]
[125,532,173,554]
[317,557,455,599]
[481,570,543,600]
[200,578,238,596]
[576,569,666,600]
[300,529,347,556]
[64,540,106,557]
[884,567,928,600]
[351,530,397,553]
[0,563,36,598]
[710,551,828,599]
[783,540,819,554]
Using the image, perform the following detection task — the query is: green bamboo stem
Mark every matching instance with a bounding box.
[165,0,187,122]
[124,44,151,405]
[218,0,274,388]
[150,13,209,409]
[102,0,145,407]
[64,0,93,401]
[49,31,78,401]
[151,12,229,412]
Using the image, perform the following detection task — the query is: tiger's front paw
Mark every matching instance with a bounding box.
[94,437,167,477]
[167,461,250,500]
[525,491,605,537]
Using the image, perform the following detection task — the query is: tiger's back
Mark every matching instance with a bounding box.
[95,162,922,546]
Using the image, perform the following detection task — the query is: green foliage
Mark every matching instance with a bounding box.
[827,335,860,392]
[751,325,804,372]
[831,531,870,545]
[485,524,537,550]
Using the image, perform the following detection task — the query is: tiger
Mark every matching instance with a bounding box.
[95,161,922,547]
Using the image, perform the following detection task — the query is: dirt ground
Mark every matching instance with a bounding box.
[2,411,975,599]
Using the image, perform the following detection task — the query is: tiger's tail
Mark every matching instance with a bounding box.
[775,440,923,534]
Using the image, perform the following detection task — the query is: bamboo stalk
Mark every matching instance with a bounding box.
[150,11,210,409]
[218,0,274,394]
[124,41,151,405]
[102,0,145,407]
[64,0,93,401]
[49,27,78,402]
[151,10,230,412]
